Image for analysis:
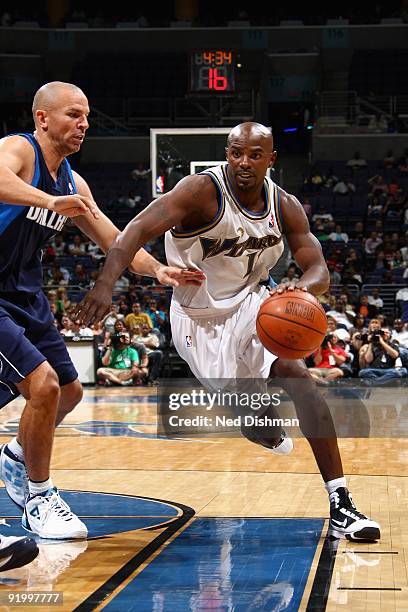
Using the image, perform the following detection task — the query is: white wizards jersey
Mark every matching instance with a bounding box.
[165,163,284,310]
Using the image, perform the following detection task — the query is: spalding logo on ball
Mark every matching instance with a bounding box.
[256,289,327,360]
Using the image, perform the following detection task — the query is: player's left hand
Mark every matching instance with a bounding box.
[155,266,206,288]
[268,283,308,296]
[73,280,113,325]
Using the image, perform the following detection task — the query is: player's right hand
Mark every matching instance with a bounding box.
[47,195,99,219]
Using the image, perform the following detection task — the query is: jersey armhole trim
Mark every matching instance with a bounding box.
[274,184,283,233]
[170,172,225,238]
[66,161,77,194]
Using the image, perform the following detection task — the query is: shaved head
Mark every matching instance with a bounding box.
[227,122,273,149]
[32,82,86,119]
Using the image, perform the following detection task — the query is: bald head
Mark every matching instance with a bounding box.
[32,82,86,121]
[227,122,273,148]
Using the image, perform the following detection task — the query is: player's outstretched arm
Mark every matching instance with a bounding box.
[0,136,98,218]
[270,190,330,297]
[74,173,212,324]
[72,171,205,288]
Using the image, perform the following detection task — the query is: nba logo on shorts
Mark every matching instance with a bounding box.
[186,335,192,348]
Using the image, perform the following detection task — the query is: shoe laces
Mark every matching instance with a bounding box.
[38,489,75,522]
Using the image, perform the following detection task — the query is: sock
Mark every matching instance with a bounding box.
[7,437,24,461]
[28,478,53,497]
[325,477,347,495]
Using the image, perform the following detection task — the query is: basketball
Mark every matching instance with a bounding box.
[256,289,327,359]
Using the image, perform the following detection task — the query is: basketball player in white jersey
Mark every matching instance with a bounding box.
[76,122,380,542]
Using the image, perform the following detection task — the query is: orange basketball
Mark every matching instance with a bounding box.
[256,289,327,359]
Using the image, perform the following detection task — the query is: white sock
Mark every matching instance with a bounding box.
[325,477,347,495]
[7,437,24,461]
[28,478,53,497]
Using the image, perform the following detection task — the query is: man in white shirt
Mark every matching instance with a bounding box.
[368,287,383,311]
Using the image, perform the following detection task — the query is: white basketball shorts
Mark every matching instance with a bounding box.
[170,287,278,380]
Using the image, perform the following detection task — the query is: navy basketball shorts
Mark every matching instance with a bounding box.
[0,291,78,409]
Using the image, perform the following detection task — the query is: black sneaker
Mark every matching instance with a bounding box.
[329,487,380,541]
[0,534,39,572]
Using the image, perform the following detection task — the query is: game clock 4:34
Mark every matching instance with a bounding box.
[190,50,235,93]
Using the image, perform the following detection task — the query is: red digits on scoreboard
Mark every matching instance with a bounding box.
[209,68,227,91]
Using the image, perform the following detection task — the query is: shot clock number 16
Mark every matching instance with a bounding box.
[190,50,235,93]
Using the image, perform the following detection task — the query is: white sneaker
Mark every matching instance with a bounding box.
[0,533,39,571]
[22,488,88,540]
[0,444,29,509]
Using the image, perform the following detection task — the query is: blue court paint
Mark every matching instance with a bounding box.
[0,490,179,538]
[105,518,324,611]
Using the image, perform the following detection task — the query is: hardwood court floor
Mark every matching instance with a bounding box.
[0,387,406,611]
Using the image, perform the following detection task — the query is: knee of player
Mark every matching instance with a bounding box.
[40,365,61,402]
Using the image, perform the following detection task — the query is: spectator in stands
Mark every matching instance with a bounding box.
[97,331,143,386]
[346,152,367,169]
[382,150,395,169]
[365,231,383,256]
[342,265,363,288]
[118,190,142,211]
[68,234,87,256]
[56,287,71,314]
[323,167,338,189]
[367,287,383,313]
[332,178,356,195]
[315,222,331,243]
[146,298,168,331]
[301,197,312,218]
[327,262,341,285]
[87,241,105,262]
[312,204,333,224]
[349,221,365,242]
[308,332,347,385]
[326,298,355,330]
[280,264,300,285]
[71,319,93,338]
[132,323,163,383]
[344,248,361,269]
[358,328,407,385]
[368,175,388,197]
[329,224,349,243]
[131,163,150,201]
[60,315,74,337]
[51,234,66,256]
[102,304,125,334]
[396,286,408,322]
[113,273,130,293]
[349,313,367,337]
[71,263,89,288]
[357,294,380,321]
[45,262,70,286]
[367,196,383,218]
[392,319,408,348]
[125,302,153,332]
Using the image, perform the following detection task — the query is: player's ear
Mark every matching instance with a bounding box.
[36,110,48,130]
[225,146,229,161]
[269,150,277,168]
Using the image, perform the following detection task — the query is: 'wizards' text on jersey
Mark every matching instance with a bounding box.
[0,133,76,293]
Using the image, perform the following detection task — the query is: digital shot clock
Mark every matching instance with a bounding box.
[190,50,235,93]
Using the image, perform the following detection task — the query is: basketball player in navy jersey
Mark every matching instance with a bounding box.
[0,81,204,543]
[76,122,380,542]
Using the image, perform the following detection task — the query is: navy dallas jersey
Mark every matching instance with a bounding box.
[0,133,79,407]
[0,133,76,294]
